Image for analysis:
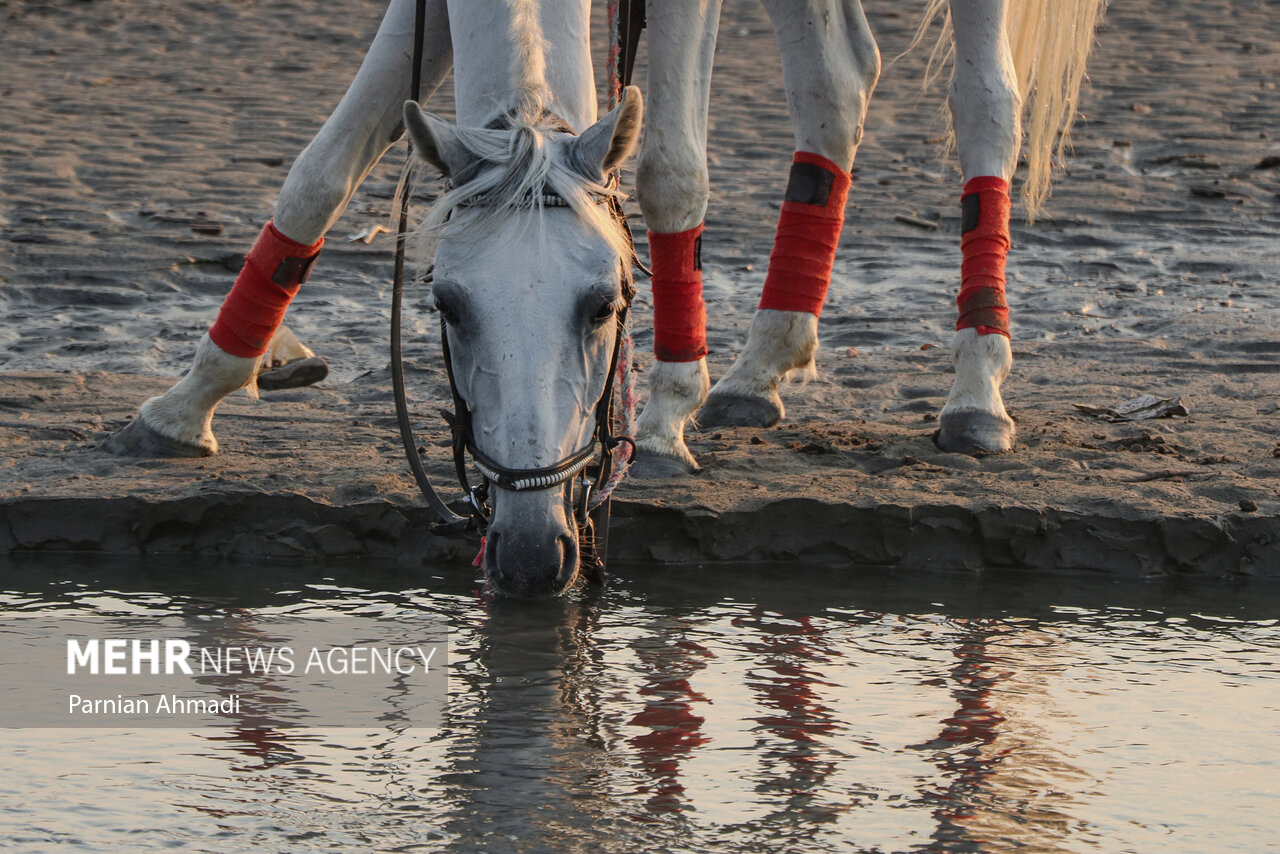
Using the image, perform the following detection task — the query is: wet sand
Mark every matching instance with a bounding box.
[2,0,1278,575]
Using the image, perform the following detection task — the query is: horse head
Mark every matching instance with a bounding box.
[403,87,643,598]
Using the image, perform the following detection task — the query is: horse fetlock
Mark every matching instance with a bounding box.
[633,359,708,476]
[699,309,817,428]
[945,328,1011,400]
[938,329,1015,454]
[104,334,260,458]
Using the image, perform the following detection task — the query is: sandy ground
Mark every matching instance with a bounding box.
[1,0,1278,575]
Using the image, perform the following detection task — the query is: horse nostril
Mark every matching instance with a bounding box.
[556,533,579,583]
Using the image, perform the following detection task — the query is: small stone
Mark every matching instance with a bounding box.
[1239,499,1259,512]
[749,435,764,445]
[846,347,859,358]
[1191,185,1226,199]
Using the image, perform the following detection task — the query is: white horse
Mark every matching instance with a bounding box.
[104,0,1105,597]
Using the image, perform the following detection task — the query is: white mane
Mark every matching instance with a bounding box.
[509,0,551,114]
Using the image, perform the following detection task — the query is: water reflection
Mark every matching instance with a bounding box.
[914,620,1094,853]
[628,615,713,814]
[0,556,1277,853]
[736,609,849,830]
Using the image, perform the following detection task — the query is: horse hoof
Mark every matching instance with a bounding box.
[935,409,1016,455]
[101,416,213,458]
[629,451,700,479]
[257,356,328,391]
[698,391,782,428]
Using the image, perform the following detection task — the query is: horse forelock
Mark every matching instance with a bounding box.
[411,117,631,281]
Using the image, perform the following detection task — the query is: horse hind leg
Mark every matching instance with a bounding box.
[699,0,879,429]
[936,0,1019,454]
[104,0,452,458]
[630,0,723,476]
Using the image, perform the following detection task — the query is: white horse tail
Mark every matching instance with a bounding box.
[914,0,1108,219]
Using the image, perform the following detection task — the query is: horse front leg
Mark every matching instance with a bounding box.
[104,0,453,457]
[698,0,879,428]
[936,0,1019,454]
[631,0,724,475]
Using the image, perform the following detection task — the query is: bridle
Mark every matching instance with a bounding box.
[393,190,639,572]
[390,0,646,572]
[433,221,637,516]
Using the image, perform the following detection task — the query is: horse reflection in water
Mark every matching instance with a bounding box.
[916,619,1094,852]
[106,0,1106,597]
[436,595,1095,850]
[626,616,713,813]
[25,565,1098,850]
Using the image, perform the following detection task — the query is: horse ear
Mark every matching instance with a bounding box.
[403,101,475,180]
[569,85,644,181]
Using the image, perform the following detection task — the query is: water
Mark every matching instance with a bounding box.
[1,555,1277,853]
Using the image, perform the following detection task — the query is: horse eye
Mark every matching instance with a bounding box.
[434,298,460,326]
[591,300,616,326]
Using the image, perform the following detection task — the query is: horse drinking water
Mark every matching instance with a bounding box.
[104,0,1105,597]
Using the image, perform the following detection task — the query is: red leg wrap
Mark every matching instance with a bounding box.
[647,224,708,363]
[208,221,324,358]
[758,151,851,316]
[957,176,1011,337]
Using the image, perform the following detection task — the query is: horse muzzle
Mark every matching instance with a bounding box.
[483,489,581,598]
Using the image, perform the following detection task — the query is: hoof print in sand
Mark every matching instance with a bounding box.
[629,452,701,479]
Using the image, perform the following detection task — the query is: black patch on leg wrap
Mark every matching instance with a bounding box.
[961,193,981,234]
[784,162,835,206]
[273,254,317,286]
